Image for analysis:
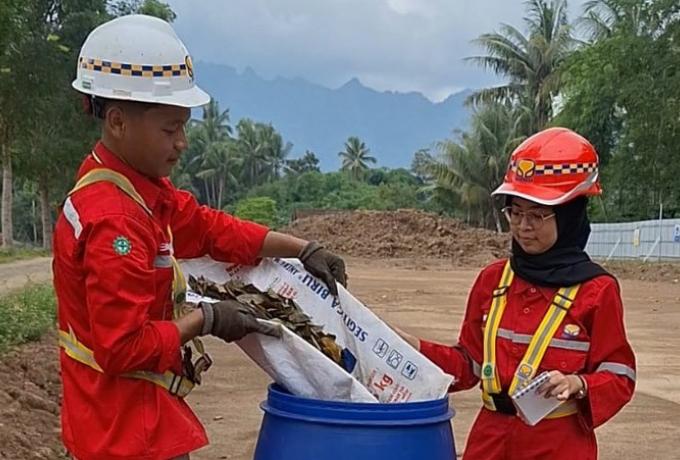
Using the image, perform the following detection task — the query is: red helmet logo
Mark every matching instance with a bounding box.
[515,159,536,181]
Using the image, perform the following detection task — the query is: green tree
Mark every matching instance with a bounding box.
[110,0,176,22]
[467,0,574,133]
[557,0,680,220]
[188,99,237,208]
[421,101,526,230]
[0,0,29,247]
[286,150,320,175]
[338,136,376,180]
[257,123,292,181]
[234,196,277,227]
[1,0,108,248]
[234,119,291,189]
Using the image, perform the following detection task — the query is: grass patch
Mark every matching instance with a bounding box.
[0,248,51,264]
[0,284,56,352]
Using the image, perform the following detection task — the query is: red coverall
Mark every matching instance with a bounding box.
[53,142,269,460]
[420,259,636,460]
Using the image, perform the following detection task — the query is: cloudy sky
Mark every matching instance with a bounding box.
[167,0,587,102]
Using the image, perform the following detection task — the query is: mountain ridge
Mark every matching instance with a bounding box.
[194,61,471,170]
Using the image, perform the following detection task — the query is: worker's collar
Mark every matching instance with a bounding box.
[80,141,173,212]
[509,272,555,301]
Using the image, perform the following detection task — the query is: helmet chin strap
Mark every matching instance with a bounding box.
[91,96,106,119]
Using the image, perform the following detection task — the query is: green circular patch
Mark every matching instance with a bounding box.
[483,364,493,378]
[113,236,132,256]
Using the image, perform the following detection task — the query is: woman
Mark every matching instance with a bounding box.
[399,127,635,459]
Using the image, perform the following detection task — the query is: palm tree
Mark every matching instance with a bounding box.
[236,119,267,187]
[423,102,527,231]
[257,123,292,182]
[467,0,574,133]
[286,150,321,175]
[185,99,235,207]
[578,0,650,41]
[338,136,376,180]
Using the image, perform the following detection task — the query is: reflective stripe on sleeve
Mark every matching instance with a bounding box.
[63,197,83,238]
[596,362,636,381]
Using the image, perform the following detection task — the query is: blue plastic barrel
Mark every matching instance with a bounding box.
[253,385,456,460]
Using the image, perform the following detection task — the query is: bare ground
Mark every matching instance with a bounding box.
[0,257,679,459]
[190,258,680,460]
[0,257,52,293]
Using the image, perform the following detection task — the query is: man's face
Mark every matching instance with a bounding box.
[111,103,191,178]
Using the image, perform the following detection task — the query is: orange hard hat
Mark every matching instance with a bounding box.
[491,127,602,206]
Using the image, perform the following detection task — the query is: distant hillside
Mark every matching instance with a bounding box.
[195,62,472,170]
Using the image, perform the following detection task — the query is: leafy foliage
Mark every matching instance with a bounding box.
[556,0,680,220]
[234,197,277,227]
[0,284,56,351]
[467,0,575,133]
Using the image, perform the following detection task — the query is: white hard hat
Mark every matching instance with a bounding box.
[72,14,210,108]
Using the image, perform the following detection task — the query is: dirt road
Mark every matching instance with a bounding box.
[190,258,680,460]
[0,257,52,294]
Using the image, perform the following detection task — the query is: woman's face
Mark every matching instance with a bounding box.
[506,197,558,255]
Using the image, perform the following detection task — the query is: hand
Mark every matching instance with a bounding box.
[299,241,347,296]
[536,371,584,401]
[200,300,282,343]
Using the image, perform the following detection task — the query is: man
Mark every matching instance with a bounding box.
[53,14,347,460]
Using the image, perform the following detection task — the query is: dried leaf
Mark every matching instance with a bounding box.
[189,276,344,367]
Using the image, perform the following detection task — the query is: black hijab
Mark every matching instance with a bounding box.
[509,197,610,287]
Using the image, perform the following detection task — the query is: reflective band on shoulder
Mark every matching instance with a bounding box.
[63,197,83,238]
[497,328,590,352]
[596,362,636,381]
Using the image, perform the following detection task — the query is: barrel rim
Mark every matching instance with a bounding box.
[260,384,455,426]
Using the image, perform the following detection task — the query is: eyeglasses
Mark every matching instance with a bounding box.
[502,206,555,229]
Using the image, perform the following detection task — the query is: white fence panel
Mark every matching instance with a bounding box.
[587,218,680,261]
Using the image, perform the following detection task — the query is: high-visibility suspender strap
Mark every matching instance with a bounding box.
[481,260,514,395]
[479,262,582,420]
[69,168,187,314]
[62,165,211,396]
[58,327,194,397]
[72,169,152,215]
[507,284,580,395]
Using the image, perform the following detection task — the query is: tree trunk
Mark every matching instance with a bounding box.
[1,144,13,249]
[39,176,52,251]
[32,200,38,244]
[217,175,225,210]
[203,180,210,207]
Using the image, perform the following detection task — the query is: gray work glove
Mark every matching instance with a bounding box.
[199,300,281,343]
[298,241,347,296]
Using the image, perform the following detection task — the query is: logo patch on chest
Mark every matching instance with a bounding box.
[562,324,580,338]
